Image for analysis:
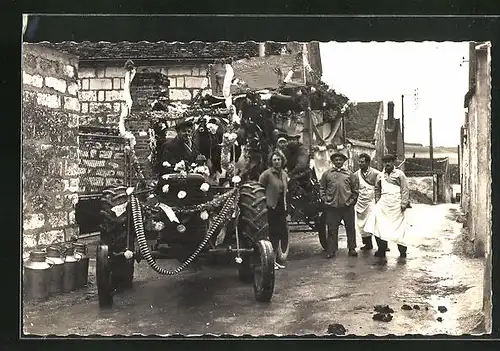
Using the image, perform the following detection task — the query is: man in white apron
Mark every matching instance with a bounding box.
[368,154,410,261]
[354,153,380,251]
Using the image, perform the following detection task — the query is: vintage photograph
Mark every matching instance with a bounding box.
[21,15,492,336]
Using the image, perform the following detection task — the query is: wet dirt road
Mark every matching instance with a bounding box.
[23,204,485,336]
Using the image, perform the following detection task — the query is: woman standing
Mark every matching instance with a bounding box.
[259,151,289,270]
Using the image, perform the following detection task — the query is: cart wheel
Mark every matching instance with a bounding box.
[96,244,113,308]
[316,213,327,251]
[276,229,290,264]
[238,254,253,283]
[253,240,275,303]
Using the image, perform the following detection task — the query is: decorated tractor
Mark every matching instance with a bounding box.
[94,55,353,307]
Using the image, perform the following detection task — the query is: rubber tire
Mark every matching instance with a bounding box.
[316,213,328,251]
[99,185,135,289]
[276,228,290,264]
[238,254,253,283]
[96,244,113,308]
[253,240,275,303]
[238,182,269,242]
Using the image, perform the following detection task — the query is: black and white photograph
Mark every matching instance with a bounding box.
[21,14,493,337]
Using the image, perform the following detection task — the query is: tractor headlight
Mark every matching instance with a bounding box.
[177,224,187,233]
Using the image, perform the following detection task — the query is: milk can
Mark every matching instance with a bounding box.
[73,242,89,288]
[45,246,65,295]
[62,246,78,292]
[24,251,51,301]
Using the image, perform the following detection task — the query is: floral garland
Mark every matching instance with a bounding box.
[170,187,237,214]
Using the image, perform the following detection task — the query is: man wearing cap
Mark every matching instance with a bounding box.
[354,153,380,251]
[158,120,199,168]
[319,152,360,258]
[370,154,410,261]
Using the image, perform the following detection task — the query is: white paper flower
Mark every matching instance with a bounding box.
[200,182,210,192]
[152,220,165,231]
[124,250,133,259]
[162,174,170,180]
[207,123,219,135]
[174,160,186,172]
[162,184,170,193]
[126,187,134,195]
[200,210,209,220]
[177,190,187,199]
[235,257,243,264]
[232,175,242,184]
[162,161,171,167]
[148,194,155,199]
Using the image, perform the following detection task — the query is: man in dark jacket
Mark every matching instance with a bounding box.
[320,152,360,258]
[158,120,199,170]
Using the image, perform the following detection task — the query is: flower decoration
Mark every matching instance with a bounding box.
[206,122,219,135]
[231,175,242,184]
[177,190,187,199]
[174,160,186,172]
[200,182,210,192]
[235,257,243,264]
[124,250,134,259]
[162,161,171,167]
[162,174,170,180]
[162,184,170,193]
[200,210,209,220]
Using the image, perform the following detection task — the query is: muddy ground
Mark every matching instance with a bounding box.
[23,204,486,336]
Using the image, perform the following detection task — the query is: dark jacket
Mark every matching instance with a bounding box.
[259,167,288,210]
[319,167,359,208]
[159,136,199,168]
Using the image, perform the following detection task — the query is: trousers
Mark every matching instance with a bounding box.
[267,194,287,255]
[374,236,407,256]
[324,205,357,253]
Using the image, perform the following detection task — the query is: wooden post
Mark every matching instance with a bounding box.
[401,94,406,159]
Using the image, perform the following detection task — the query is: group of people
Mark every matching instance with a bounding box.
[260,135,411,269]
[159,121,411,270]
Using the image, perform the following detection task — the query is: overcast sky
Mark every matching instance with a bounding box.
[319,42,470,147]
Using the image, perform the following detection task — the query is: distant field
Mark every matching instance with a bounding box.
[405,145,458,164]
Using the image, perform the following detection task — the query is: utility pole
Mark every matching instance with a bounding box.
[401,94,406,158]
[457,144,461,185]
[429,118,437,204]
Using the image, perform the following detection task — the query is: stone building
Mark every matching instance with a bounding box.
[342,101,386,171]
[22,44,81,251]
[22,41,323,244]
[460,41,492,331]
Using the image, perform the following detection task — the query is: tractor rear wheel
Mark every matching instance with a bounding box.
[315,213,328,251]
[238,182,269,243]
[99,186,136,291]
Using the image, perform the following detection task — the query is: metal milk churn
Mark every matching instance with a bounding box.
[24,251,51,301]
[73,242,89,288]
[45,246,65,295]
[62,246,78,292]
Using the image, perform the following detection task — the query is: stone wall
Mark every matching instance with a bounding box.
[22,44,80,252]
[407,176,433,202]
[77,63,212,114]
[78,128,126,195]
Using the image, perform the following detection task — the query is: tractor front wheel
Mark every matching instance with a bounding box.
[96,244,113,308]
[253,240,275,303]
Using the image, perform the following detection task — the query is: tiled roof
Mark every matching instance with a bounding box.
[344,101,383,143]
[231,53,303,90]
[36,41,266,61]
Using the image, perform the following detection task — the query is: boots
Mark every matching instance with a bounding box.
[360,236,373,250]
